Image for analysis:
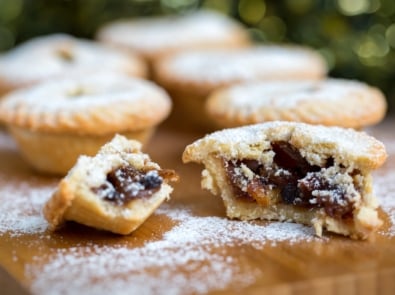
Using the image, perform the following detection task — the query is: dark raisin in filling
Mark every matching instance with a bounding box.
[93,166,163,206]
[225,141,358,219]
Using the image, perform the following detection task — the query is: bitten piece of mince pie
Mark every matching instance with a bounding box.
[182,122,387,240]
[44,134,179,235]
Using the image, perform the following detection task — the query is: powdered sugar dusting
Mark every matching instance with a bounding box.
[0,72,171,133]
[0,34,143,83]
[0,73,166,113]
[158,206,318,248]
[368,122,395,236]
[374,169,395,236]
[0,178,56,236]
[186,122,385,166]
[27,244,256,295]
[99,10,247,53]
[26,205,319,295]
[164,46,326,83]
[223,79,373,109]
[0,132,56,237]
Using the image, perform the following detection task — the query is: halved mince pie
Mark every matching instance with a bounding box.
[44,135,179,235]
[183,122,387,239]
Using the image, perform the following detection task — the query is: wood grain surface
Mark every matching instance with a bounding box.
[0,119,394,295]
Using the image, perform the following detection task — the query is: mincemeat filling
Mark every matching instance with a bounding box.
[224,141,361,219]
[93,166,163,206]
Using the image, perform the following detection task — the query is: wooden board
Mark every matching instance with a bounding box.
[0,119,395,295]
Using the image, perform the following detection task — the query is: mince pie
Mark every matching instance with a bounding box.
[0,72,171,175]
[183,122,387,239]
[206,79,387,129]
[44,135,179,235]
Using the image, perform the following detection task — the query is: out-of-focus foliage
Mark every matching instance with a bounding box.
[0,0,394,110]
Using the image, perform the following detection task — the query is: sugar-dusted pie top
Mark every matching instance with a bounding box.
[211,79,382,108]
[206,79,387,128]
[0,34,146,87]
[68,135,160,188]
[155,46,327,86]
[183,121,387,171]
[97,10,250,58]
[0,73,171,135]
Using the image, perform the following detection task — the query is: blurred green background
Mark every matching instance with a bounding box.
[0,0,394,112]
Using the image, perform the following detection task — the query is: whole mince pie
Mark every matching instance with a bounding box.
[0,72,171,175]
[44,135,179,235]
[205,78,387,130]
[182,122,387,239]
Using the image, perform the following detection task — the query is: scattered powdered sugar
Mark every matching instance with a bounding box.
[370,122,395,236]
[27,244,256,295]
[0,133,55,238]
[158,206,318,248]
[0,178,56,237]
[374,169,395,236]
[26,205,319,295]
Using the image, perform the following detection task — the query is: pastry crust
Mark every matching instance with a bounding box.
[0,34,147,96]
[183,122,387,239]
[153,46,327,130]
[206,79,387,129]
[0,73,171,174]
[44,134,179,235]
[97,10,250,64]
